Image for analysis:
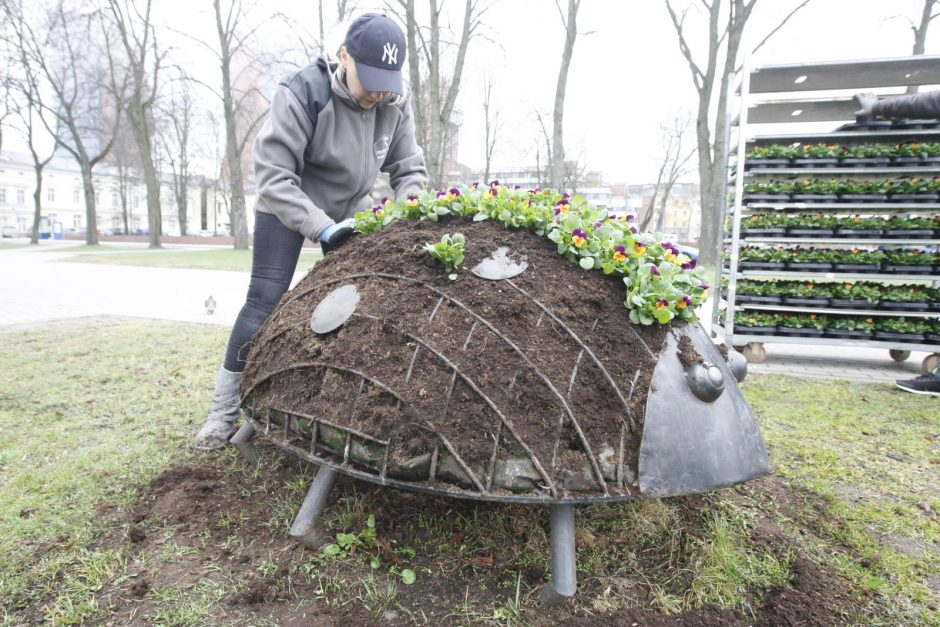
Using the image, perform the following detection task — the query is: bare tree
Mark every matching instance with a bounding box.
[107,0,164,248]
[907,0,939,93]
[392,0,488,186]
[158,67,196,237]
[534,110,553,187]
[640,114,697,233]
[6,0,125,246]
[108,114,142,235]
[210,0,270,249]
[666,0,810,266]
[481,77,501,184]
[8,66,58,244]
[550,0,581,190]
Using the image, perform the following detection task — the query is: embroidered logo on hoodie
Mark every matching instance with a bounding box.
[374,135,391,160]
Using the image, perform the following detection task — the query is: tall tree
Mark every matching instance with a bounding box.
[392,0,488,186]
[109,114,142,235]
[666,0,809,267]
[107,0,163,248]
[158,67,196,237]
[481,77,501,185]
[906,0,938,93]
[6,0,125,246]
[211,0,269,249]
[640,114,696,233]
[550,0,580,190]
[8,61,58,244]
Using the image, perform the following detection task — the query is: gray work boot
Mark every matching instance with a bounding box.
[194,366,242,450]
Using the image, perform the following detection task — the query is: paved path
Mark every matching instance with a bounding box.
[0,239,935,383]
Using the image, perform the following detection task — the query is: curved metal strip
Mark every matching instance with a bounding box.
[243,412,637,504]
[404,332,557,497]
[505,278,651,431]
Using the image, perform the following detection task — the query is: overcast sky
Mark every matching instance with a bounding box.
[11,1,940,186]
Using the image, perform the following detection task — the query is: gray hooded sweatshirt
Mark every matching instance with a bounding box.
[252,57,428,241]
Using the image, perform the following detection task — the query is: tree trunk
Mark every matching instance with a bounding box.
[128,104,163,248]
[177,177,189,236]
[30,167,43,245]
[81,163,99,246]
[215,0,249,249]
[551,0,579,190]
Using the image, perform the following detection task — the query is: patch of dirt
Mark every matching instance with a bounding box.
[243,218,677,496]
[64,456,886,626]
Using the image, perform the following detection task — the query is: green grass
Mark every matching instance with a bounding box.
[0,242,29,250]
[62,247,323,273]
[742,376,939,624]
[0,319,228,624]
[0,319,937,624]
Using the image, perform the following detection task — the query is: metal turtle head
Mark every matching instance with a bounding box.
[471,247,529,280]
[310,284,360,334]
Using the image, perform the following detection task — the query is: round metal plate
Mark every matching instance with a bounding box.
[471,247,529,280]
[310,284,360,334]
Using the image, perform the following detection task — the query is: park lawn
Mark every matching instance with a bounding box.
[0,242,30,250]
[62,246,323,273]
[0,318,936,625]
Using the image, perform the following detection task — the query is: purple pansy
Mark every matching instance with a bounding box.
[650,265,661,277]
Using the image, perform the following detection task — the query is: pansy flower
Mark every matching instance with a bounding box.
[633,242,647,255]
[406,194,419,207]
[436,189,447,198]
[571,228,588,247]
[629,225,638,234]
[677,295,693,309]
[372,205,384,217]
[655,298,669,310]
[554,199,570,215]
[613,245,627,261]
[650,265,661,277]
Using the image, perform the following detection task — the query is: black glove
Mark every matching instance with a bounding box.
[319,218,355,247]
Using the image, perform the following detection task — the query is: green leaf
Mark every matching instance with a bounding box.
[473,212,489,221]
[367,514,375,529]
[579,256,594,270]
[371,557,381,569]
[448,273,458,281]
[401,568,417,584]
[322,544,341,556]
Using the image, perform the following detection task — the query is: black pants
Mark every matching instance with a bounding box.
[223,211,337,372]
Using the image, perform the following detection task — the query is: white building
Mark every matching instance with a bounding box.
[0,151,250,238]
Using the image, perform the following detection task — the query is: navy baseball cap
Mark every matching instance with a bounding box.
[344,13,406,95]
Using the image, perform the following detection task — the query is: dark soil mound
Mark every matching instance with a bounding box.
[243,217,674,498]
[81,459,879,626]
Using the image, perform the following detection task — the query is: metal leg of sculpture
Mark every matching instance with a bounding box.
[230,422,261,466]
[539,503,577,604]
[289,465,337,549]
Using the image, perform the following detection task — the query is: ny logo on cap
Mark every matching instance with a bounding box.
[382,42,398,65]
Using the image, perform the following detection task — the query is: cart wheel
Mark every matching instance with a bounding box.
[923,353,939,374]
[743,342,767,364]
[889,349,911,362]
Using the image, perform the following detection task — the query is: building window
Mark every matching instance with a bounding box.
[0,188,5,204]
[16,189,24,205]
[73,188,80,204]
[73,214,82,229]
[47,187,55,202]
[111,191,119,208]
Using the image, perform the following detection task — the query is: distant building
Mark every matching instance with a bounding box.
[0,151,251,238]
[627,182,701,244]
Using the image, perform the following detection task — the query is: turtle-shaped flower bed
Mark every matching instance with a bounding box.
[239,216,768,503]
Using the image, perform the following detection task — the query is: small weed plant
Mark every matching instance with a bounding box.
[321,514,417,585]
[424,232,466,280]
